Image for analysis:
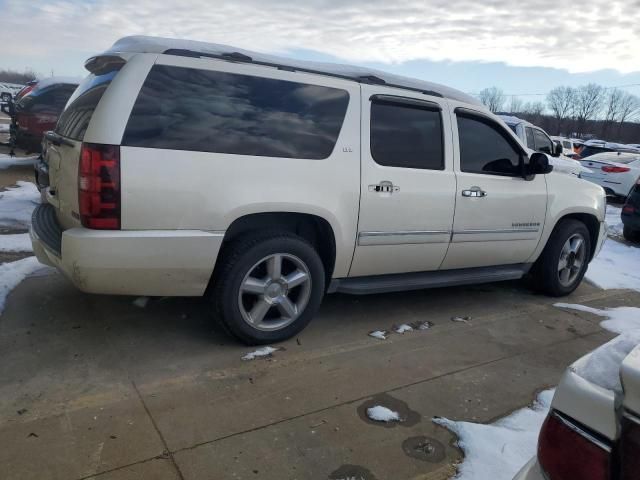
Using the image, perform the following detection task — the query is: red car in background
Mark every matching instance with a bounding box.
[11,77,80,152]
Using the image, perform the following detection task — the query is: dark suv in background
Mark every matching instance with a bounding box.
[622,180,640,242]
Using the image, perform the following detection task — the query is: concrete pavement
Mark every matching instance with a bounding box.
[1,266,636,479]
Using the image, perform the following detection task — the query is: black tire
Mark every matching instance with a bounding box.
[531,219,591,296]
[210,232,325,345]
[623,225,640,242]
[0,93,10,102]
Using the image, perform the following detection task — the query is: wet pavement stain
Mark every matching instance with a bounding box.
[357,393,421,428]
[402,435,446,463]
[329,464,378,480]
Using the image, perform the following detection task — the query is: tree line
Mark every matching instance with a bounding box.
[478,85,640,144]
[0,68,37,85]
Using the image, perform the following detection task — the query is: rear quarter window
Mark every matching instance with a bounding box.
[56,70,117,141]
[122,65,350,159]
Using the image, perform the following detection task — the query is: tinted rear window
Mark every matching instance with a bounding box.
[122,65,350,159]
[370,99,443,170]
[56,70,117,141]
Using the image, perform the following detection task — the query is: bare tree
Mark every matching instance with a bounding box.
[508,96,524,113]
[618,92,640,124]
[575,84,604,134]
[479,87,506,112]
[523,101,546,116]
[546,86,575,134]
[601,88,625,137]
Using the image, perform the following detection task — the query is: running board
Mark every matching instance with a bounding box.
[328,264,532,295]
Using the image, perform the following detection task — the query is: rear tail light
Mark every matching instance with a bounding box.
[78,143,120,229]
[619,412,640,480]
[602,165,630,173]
[623,205,636,214]
[538,411,611,480]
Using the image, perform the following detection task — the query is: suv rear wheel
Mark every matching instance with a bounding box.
[531,219,591,296]
[211,232,325,345]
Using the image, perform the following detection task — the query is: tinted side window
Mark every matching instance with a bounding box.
[123,65,350,159]
[458,115,522,176]
[370,100,443,170]
[533,129,553,154]
[563,141,571,149]
[525,127,535,149]
[56,71,117,141]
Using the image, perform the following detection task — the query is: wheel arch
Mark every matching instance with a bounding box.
[550,212,600,261]
[221,212,337,286]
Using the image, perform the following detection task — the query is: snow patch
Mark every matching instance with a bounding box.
[241,346,279,361]
[605,204,623,237]
[0,182,40,228]
[433,389,554,480]
[0,257,42,314]
[367,405,401,422]
[394,324,413,334]
[0,233,32,252]
[586,239,640,292]
[368,330,388,340]
[132,296,149,308]
[554,303,640,392]
[0,155,39,170]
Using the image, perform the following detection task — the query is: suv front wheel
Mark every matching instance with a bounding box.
[212,232,325,345]
[531,219,591,296]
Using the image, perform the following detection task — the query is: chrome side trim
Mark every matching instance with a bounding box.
[552,411,612,452]
[454,228,539,235]
[358,230,450,246]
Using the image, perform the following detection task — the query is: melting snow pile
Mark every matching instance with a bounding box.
[586,240,640,292]
[605,205,623,237]
[0,154,39,170]
[434,390,554,480]
[369,330,388,340]
[367,405,401,422]
[554,303,640,392]
[0,257,42,314]
[394,324,413,334]
[0,182,40,228]
[241,346,278,361]
[0,233,32,252]
[132,296,150,308]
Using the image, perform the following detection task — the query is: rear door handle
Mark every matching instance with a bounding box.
[462,187,487,198]
[369,181,400,194]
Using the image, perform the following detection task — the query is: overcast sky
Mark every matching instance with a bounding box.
[2,0,639,98]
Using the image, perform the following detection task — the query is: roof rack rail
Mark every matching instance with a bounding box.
[162,47,444,97]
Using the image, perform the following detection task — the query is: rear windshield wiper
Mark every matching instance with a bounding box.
[45,131,74,147]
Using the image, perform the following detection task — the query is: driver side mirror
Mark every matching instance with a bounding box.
[525,152,554,179]
[552,142,563,157]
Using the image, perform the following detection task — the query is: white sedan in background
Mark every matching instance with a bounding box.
[579,152,640,198]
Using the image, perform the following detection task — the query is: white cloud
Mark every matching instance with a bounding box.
[2,0,639,74]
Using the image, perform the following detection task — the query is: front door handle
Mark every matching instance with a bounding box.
[462,187,487,198]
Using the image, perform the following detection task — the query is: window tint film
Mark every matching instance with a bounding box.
[56,71,117,141]
[123,65,350,159]
[370,100,443,170]
[457,115,522,176]
[533,129,553,154]
[525,127,535,149]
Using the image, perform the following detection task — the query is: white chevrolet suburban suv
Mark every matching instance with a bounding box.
[31,36,607,344]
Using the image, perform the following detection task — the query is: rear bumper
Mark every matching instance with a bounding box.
[512,458,544,480]
[30,204,223,296]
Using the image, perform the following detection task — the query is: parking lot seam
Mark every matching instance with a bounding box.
[131,380,186,480]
